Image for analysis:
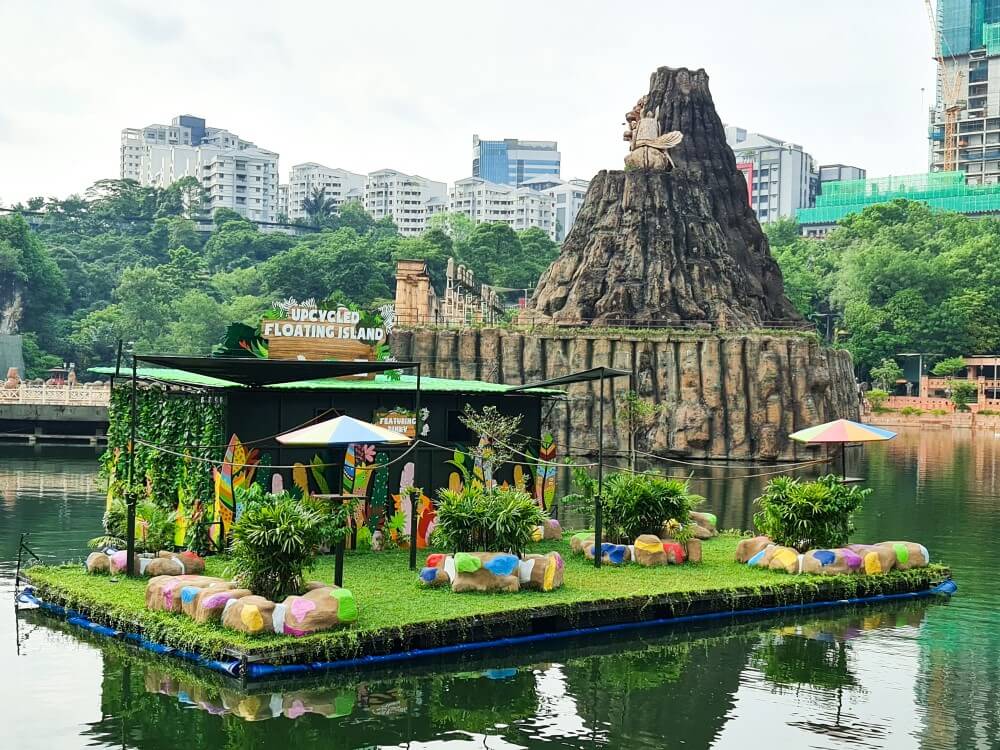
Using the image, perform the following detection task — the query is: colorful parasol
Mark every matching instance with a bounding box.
[789,419,897,444]
[790,419,896,481]
[276,415,411,447]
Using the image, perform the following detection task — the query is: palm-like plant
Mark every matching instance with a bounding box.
[301,187,337,225]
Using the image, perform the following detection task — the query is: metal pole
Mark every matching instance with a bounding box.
[334,497,345,587]
[841,444,848,481]
[125,355,138,577]
[594,372,605,569]
[410,363,422,572]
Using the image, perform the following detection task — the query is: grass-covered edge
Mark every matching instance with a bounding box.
[23,534,950,666]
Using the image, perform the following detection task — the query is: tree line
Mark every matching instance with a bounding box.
[1,179,559,377]
[766,199,1000,376]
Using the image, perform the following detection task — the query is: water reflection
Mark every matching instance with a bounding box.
[5,431,1000,749]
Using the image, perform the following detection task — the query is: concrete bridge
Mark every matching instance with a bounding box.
[0,384,110,445]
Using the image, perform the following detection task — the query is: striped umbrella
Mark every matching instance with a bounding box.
[789,419,896,480]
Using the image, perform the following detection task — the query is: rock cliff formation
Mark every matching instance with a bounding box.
[528,66,799,328]
[392,65,858,460]
[391,329,858,461]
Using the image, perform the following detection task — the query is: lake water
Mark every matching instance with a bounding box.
[1,428,997,750]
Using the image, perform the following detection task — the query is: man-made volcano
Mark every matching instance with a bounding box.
[529,66,800,328]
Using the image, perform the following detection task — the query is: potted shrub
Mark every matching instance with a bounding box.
[753,475,871,552]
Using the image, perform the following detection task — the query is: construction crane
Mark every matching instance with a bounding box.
[925,0,966,172]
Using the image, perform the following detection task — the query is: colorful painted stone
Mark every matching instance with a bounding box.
[690,511,718,536]
[876,541,930,570]
[221,595,277,634]
[570,532,595,554]
[418,553,455,588]
[146,575,226,612]
[519,552,565,591]
[451,552,521,593]
[583,542,632,565]
[847,544,898,575]
[736,536,773,563]
[275,587,359,636]
[633,534,668,566]
[800,548,860,576]
[684,538,702,563]
[532,518,563,542]
[187,585,251,623]
[662,541,687,564]
[758,545,801,574]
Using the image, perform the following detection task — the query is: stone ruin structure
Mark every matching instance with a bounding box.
[394,258,505,328]
[392,66,858,460]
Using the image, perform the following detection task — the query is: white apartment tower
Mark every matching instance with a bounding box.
[449,177,556,240]
[724,125,817,223]
[286,163,366,221]
[543,179,590,242]
[119,114,279,223]
[363,170,447,236]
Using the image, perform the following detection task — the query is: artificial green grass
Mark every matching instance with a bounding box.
[24,534,950,665]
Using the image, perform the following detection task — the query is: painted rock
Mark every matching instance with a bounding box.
[175,550,206,574]
[532,518,563,541]
[690,511,718,537]
[519,552,565,591]
[451,552,520,593]
[146,575,226,612]
[85,552,111,574]
[662,541,687,564]
[848,544,898,575]
[186,584,252,624]
[418,552,455,588]
[684,538,702,564]
[754,545,801,574]
[275,587,359,636]
[144,556,185,577]
[736,536,773,563]
[876,541,929,570]
[583,541,632,565]
[221,595,277,635]
[633,534,668,566]
[800,548,863,576]
[570,532,595,554]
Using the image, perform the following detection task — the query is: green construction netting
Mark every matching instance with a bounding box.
[797,171,1000,224]
[984,21,1000,54]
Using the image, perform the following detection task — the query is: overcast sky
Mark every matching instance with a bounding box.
[0,0,935,205]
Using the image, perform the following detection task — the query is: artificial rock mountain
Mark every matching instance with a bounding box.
[393,66,857,460]
[528,66,800,328]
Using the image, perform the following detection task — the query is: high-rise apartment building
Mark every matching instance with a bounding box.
[725,125,818,223]
[449,177,555,239]
[472,136,560,186]
[285,163,366,221]
[119,114,279,222]
[543,179,590,242]
[930,0,1000,183]
[363,169,447,236]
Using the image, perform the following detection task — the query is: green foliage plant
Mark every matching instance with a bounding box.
[866,389,890,412]
[949,380,978,411]
[433,484,546,555]
[227,492,325,600]
[899,406,924,416]
[869,359,904,391]
[931,356,966,377]
[753,475,872,552]
[601,473,703,543]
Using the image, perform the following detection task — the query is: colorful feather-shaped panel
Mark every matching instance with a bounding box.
[538,433,557,510]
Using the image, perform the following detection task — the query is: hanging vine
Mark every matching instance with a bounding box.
[101,382,225,512]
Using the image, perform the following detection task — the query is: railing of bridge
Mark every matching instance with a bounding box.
[0,384,111,406]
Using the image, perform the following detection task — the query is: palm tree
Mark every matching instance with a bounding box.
[301,187,337,225]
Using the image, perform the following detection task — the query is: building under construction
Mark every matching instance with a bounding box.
[796,170,1000,235]
[930,0,1000,180]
